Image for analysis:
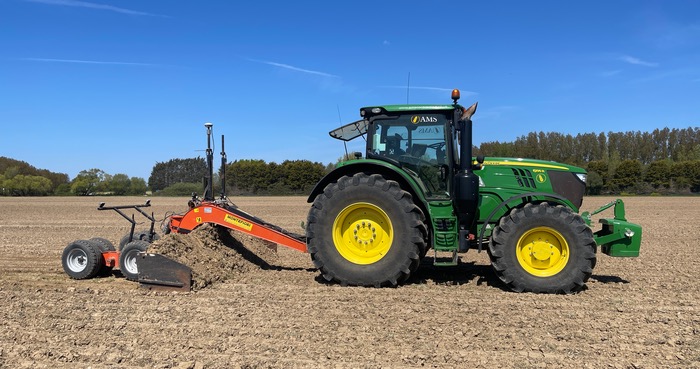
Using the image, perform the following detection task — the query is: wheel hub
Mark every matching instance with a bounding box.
[333,203,393,265]
[67,249,88,272]
[516,227,569,277]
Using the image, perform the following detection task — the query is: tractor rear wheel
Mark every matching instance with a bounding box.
[306,173,426,287]
[488,202,596,294]
[119,240,149,281]
[62,240,103,280]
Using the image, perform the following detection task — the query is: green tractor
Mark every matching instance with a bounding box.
[305,89,641,293]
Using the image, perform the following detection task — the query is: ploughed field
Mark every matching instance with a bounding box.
[0,196,698,368]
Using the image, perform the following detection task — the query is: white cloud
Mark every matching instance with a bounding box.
[618,55,658,67]
[23,0,169,17]
[248,59,339,78]
[21,57,159,66]
[600,70,621,77]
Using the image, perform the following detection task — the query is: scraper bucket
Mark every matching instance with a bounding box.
[136,253,193,292]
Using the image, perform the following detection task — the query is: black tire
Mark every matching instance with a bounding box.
[119,240,149,281]
[89,237,116,275]
[119,230,159,251]
[89,237,115,251]
[487,202,597,294]
[306,173,426,287]
[62,240,103,280]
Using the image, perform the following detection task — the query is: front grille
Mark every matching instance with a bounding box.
[512,168,537,188]
[548,171,585,208]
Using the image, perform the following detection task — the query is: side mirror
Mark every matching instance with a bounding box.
[460,102,479,121]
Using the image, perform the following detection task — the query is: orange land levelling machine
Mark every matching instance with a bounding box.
[61,123,307,291]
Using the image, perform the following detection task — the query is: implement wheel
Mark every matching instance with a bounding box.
[119,240,149,281]
[89,237,116,275]
[488,203,596,293]
[306,173,426,287]
[119,230,159,251]
[62,240,103,280]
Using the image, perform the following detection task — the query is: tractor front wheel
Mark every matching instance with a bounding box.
[306,173,426,287]
[488,203,596,293]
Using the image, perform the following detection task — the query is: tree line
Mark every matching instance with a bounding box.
[3,126,699,196]
[476,127,700,194]
[0,157,146,196]
[146,157,328,196]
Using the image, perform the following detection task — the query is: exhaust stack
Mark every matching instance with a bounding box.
[452,103,480,234]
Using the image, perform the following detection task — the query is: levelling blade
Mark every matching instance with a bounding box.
[136,253,192,292]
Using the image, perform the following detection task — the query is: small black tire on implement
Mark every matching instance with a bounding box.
[306,173,426,287]
[62,240,104,280]
[487,202,597,294]
[89,237,116,275]
[119,240,149,281]
[119,230,159,251]
[89,237,115,252]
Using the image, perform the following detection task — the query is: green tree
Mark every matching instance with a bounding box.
[227,159,274,194]
[610,160,643,192]
[148,157,207,192]
[129,177,148,195]
[585,171,604,195]
[109,173,131,195]
[0,157,69,193]
[669,160,700,193]
[644,161,671,189]
[280,160,326,193]
[157,182,202,196]
[71,168,106,196]
[2,174,52,196]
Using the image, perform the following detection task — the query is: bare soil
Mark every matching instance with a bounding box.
[0,196,698,368]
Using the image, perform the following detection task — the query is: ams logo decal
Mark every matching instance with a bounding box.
[411,116,438,124]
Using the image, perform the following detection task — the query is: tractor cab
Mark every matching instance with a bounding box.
[329,104,463,199]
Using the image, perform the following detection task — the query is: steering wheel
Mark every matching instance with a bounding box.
[428,142,446,150]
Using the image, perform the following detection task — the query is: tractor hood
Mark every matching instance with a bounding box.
[476,157,587,209]
[479,157,585,173]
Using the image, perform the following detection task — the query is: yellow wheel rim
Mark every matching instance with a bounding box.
[332,202,393,265]
[516,226,569,277]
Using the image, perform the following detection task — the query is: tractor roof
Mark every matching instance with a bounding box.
[330,104,460,141]
[360,104,456,115]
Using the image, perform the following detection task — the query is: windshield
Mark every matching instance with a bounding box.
[370,113,450,198]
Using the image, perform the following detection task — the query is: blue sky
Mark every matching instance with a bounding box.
[1,0,699,180]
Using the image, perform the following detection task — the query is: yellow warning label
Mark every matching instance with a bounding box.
[195,217,202,223]
[224,214,253,231]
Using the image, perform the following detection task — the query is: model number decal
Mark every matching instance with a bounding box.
[224,214,253,231]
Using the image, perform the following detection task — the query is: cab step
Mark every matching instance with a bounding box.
[432,249,458,267]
